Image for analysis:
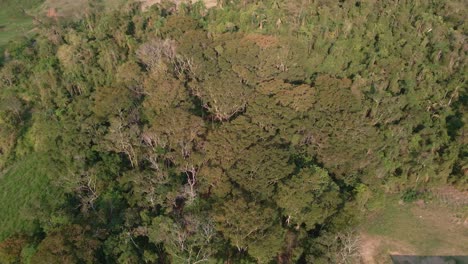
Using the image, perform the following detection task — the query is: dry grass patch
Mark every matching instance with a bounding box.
[244,34,279,49]
[359,194,468,264]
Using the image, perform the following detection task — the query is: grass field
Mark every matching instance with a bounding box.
[0,0,44,46]
[0,15,34,48]
[360,192,468,263]
[0,154,61,240]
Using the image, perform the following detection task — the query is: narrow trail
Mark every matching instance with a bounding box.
[359,234,381,264]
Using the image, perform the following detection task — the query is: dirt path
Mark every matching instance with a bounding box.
[359,234,417,264]
[359,234,381,264]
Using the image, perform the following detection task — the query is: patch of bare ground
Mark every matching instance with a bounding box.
[431,186,468,207]
[429,186,468,228]
[41,0,91,19]
[410,204,468,254]
[359,234,416,264]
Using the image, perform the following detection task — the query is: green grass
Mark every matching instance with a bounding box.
[0,15,34,47]
[364,194,468,255]
[0,0,44,50]
[366,197,437,251]
[0,154,61,240]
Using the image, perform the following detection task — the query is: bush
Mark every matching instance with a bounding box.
[401,189,421,203]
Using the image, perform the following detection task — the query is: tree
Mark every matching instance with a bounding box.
[91,86,136,120]
[101,111,142,168]
[276,166,341,229]
[211,193,280,256]
[136,38,177,73]
[148,214,218,263]
[0,235,29,264]
[228,143,294,199]
[31,225,101,264]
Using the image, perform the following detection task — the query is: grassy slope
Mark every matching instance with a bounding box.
[0,0,44,48]
[0,154,61,240]
[0,15,33,47]
[42,0,134,18]
[360,193,468,263]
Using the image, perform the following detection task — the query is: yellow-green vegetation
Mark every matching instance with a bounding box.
[0,0,44,48]
[0,0,126,52]
[0,154,62,241]
[0,15,33,47]
[41,0,129,18]
[361,191,468,263]
[0,0,466,263]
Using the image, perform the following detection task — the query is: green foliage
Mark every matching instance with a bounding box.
[0,0,466,262]
[31,225,101,264]
[0,235,29,264]
[276,166,341,229]
[212,194,279,255]
[401,189,422,203]
[0,0,43,49]
[0,154,63,240]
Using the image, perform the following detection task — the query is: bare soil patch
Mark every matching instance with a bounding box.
[432,186,468,206]
[42,0,90,19]
[359,234,416,264]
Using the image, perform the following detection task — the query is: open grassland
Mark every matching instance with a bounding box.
[0,14,34,48]
[0,154,61,240]
[0,0,43,46]
[360,192,468,263]
[41,0,128,18]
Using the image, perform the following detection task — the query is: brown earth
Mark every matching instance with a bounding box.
[359,234,416,264]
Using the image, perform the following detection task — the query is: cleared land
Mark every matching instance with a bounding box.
[41,0,128,18]
[0,0,42,48]
[359,190,468,263]
[0,14,34,47]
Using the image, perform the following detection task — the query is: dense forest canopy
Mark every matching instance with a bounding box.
[0,0,466,263]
